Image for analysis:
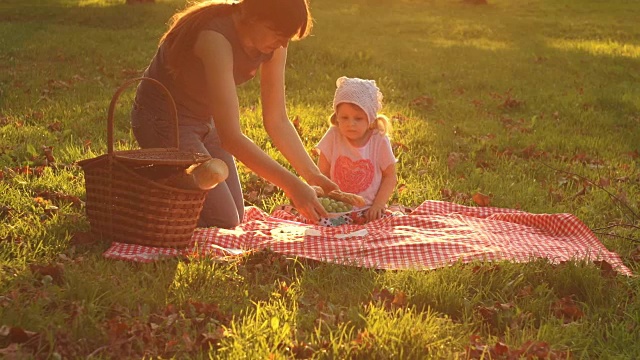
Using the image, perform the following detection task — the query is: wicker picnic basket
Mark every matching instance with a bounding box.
[78,77,212,248]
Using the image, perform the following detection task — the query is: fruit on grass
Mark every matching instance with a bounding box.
[319,197,353,213]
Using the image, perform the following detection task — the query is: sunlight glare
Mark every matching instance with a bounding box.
[429,37,510,51]
[547,38,640,59]
[77,0,121,7]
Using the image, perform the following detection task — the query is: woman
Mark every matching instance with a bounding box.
[131,0,338,228]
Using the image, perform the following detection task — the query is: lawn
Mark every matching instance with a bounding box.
[1,0,639,358]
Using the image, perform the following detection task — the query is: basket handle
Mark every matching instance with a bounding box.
[107,77,179,154]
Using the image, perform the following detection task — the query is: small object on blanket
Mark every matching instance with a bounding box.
[274,203,368,226]
[318,209,369,226]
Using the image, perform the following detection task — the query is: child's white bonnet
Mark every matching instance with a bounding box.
[332,76,382,124]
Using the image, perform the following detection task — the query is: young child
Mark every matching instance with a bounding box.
[315,77,397,224]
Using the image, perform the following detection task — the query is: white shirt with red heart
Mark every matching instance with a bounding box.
[316,126,396,208]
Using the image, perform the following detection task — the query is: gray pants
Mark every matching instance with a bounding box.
[130,103,244,228]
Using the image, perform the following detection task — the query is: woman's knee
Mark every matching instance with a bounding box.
[197,207,241,229]
[197,183,242,228]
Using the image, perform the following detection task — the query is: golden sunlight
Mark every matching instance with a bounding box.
[429,38,510,51]
[77,0,121,6]
[547,38,640,59]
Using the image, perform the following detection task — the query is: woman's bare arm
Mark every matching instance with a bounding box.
[260,48,338,193]
[194,31,327,221]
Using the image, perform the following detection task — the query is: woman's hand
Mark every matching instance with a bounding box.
[365,202,386,222]
[285,181,329,222]
[307,172,339,194]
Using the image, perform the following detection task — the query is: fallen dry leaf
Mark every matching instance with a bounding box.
[29,263,64,285]
[552,295,584,323]
[472,192,491,207]
[593,260,617,278]
[409,95,435,109]
[392,291,408,308]
[0,325,39,344]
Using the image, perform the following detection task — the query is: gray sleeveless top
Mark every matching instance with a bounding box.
[135,5,273,122]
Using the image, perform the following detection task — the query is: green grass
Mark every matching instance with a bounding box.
[1,0,640,358]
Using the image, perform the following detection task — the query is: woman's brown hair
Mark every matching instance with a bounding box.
[159,0,313,76]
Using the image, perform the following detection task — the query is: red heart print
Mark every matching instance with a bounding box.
[334,156,374,193]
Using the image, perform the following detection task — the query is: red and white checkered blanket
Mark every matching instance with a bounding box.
[103,200,633,275]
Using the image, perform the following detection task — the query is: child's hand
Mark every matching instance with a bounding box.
[365,203,386,222]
